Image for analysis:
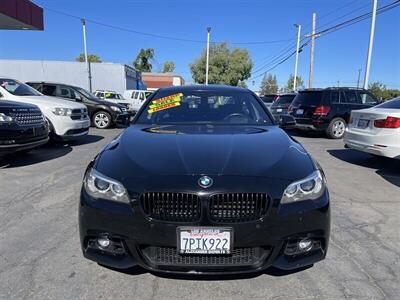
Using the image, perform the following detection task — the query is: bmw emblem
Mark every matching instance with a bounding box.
[198,176,213,188]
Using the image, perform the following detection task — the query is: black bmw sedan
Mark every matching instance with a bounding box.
[79,85,330,275]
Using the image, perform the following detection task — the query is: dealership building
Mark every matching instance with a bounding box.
[0,59,146,94]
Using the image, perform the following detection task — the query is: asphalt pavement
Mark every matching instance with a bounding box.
[0,128,399,300]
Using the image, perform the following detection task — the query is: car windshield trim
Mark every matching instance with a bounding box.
[135,89,274,126]
[0,78,42,96]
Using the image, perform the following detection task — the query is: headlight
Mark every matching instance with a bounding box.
[84,168,129,203]
[52,108,72,116]
[281,170,326,204]
[0,113,13,122]
[110,106,122,113]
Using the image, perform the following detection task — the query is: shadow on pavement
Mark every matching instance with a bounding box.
[328,149,400,188]
[0,143,72,168]
[101,265,312,280]
[286,129,326,139]
[69,134,104,146]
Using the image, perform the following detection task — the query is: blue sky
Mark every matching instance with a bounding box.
[0,0,399,90]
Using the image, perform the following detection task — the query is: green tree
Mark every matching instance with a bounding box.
[284,74,304,92]
[162,61,175,73]
[133,48,155,72]
[189,43,252,86]
[368,81,386,100]
[75,53,102,63]
[260,74,278,95]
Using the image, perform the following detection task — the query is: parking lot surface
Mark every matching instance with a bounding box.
[1,128,399,300]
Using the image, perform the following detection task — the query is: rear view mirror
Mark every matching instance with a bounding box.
[279,115,296,129]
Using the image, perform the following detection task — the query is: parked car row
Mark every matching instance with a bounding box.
[264,87,399,159]
[0,78,152,158]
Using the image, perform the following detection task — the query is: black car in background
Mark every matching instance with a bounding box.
[0,100,49,157]
[270,93,296,122]
[27,82,131,129]
[79,85,330,275]
[289,87,379,139]
[259,94,279,109]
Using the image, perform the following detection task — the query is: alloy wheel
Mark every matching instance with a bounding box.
[94,113,110,129]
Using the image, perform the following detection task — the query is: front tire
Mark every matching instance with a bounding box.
[93,111,112,129]
[326,117,346,139]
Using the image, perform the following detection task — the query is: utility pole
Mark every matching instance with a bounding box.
[81,19,92,92]
[357,69,362,88]
[205,27,211,85]
[363,0,378,89]
[308,13,316,88]
[293,24,301,91]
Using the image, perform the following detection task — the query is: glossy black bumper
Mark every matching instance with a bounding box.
[0,123,49,154]
[114,113,131,127]
[79,188,330,275]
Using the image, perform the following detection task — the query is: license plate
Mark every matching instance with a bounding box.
[177,227,232,254]
[357,119,369,128]
[276,108,283,112]
[296,109,304,115]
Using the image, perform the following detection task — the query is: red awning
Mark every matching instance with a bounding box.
[0,0,44,30]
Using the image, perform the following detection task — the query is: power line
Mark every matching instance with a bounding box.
[42,6,294,45]
[250,0,400,81]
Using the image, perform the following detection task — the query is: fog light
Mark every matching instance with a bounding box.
[97,237,110,248]
[298,238,313,252]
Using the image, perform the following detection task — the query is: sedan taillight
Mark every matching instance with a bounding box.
[374,116,400,128]
[313,105,331,116]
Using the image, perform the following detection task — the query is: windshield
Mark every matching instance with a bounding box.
[292,91,323,106]
[76,87,98,100]
[136,89,273,125]
[0,78,42,96]
[273,95,296,106]
[375,98,400,109]
[105,92,125,100]
[260,95,277,103]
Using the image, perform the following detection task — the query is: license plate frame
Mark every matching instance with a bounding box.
[177,227,233,255]
[296,109,304,115]
[357,119,370,129]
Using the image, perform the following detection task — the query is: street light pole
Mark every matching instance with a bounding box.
[293,24,301,91]
[205,27,211,85]
[308,13,316,88]
[81,19,92,92]
[363,0,378,89]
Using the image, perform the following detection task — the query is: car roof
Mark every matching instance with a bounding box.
[299,87,367,92]
[155,84,250,94]
[27,81,83,90]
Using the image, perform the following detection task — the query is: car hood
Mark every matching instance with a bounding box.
[96,124,315,181]
[16,95,86,109]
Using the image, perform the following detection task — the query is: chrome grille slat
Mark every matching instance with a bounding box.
[10,111,44,126]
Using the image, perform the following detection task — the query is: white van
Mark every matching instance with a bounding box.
[0,78,90,141]
[123,90,153,112]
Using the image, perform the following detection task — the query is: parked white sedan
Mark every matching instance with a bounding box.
[344,97,400,159]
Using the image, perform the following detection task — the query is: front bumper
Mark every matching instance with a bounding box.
[0,123,49,154]
[52,117,90,139]
[79,187,330,274]
[114,113,131,127]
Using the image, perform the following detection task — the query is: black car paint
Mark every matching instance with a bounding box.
[27,82,130,127]
[79,85,330,274]
[0,100,49,156]
[270,94,296,122]
[290,88,378,131]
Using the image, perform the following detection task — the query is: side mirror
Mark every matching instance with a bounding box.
[75,95,83,102]
[279,115,296,129]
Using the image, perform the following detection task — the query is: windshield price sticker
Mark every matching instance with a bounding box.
[148,93,183,114]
